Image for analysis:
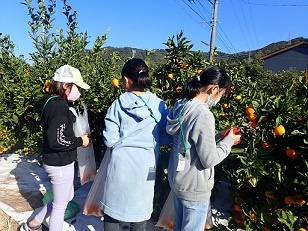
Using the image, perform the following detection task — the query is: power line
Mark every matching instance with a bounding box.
[239,0,308,7]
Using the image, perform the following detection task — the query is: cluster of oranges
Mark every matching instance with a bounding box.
[284,195,306,206]
[246,105,259,129]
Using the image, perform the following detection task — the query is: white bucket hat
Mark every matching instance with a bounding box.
[53,64,90,89]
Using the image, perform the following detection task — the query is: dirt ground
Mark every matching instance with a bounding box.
[0,208,20,231]
[0,187,44,231]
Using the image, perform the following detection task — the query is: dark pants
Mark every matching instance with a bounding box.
[104,214,147,231]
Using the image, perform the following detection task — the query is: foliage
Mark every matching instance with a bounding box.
[0,1,307,230]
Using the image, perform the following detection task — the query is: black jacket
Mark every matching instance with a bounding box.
[34,94,83,166]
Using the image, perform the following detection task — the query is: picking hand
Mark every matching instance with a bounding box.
[81,134,90,147]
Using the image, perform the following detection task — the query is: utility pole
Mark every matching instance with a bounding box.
[209,0,218,62]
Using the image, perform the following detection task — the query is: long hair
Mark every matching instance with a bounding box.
[183,66,230,100]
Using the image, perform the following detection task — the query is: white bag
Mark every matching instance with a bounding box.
[83,147,111,217]
[155,191,175,230]
[69,103,96,185]
[156,191,213,230]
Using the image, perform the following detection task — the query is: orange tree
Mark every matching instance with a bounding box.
[217,62,308,230]
[0,0,123,156]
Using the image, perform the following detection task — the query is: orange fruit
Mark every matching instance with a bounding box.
[265,191,275,199]
[250,213,257,221]
[263,227,271,231]
[167,73,173,79]
[45,87,50,93]
[234,204,242,212]
[44,80,51,87]
[175,86,182,94]
[284,196,294,205]
[248,113,258,123]
[235,95,242,101]
[223,104,229,109]
[2,147,8,152]
[197,69,202,75]
[230,86,235,92]
[111,78,119,88]
[274,125,285,136]
[286,148,299,159]
[184,64,189,70]
[261,142,271,149]
[299,228,307,231]
[251,122,259,129]
[166,220,174,229]
[294,195,306,205]
[245,106,255,115]
[204,223,212,230]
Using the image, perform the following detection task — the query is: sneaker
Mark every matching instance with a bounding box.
[20,222,42,231]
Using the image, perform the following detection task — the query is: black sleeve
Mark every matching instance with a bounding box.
[46,106,83,151]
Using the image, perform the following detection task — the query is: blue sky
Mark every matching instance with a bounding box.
[1,0,307,61]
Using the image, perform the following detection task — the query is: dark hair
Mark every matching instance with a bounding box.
[183,65,230,100]
[49,81,73,99]
[121,58,152,89]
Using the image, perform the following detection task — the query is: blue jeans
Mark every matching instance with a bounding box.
[173,193,209,231]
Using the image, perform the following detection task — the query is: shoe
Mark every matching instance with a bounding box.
[20,221,42,231]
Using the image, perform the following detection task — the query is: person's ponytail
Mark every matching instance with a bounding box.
[137,70,152,90]
[182,76,201,100]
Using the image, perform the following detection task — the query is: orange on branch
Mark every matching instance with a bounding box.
[167,73,173,79]
[248,113,258,123]
[111,78,119,88]
[286,148,299,159]
[274,125,285,136]
[262,142,271,149]
[245,106,255,115]
[265,191,275,199]
[235,95,242,101]
[284,196,294,205]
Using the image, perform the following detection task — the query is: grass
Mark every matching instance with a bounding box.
[0,208,20,231]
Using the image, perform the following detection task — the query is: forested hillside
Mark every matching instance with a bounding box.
[104,37,307,65]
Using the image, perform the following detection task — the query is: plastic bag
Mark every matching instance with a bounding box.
[205,201,213,230]
[83,147,111,217]
[156,191,213,230]
[155,191,175,230]
[43,190,80,220]
[69,103,96,185]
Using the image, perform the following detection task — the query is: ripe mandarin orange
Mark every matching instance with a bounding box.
[166,220,174,229]
[262,142,271,149]
[197,69,202,75]
[286,148,299,159]
[245,106,255,115]
[248,113,258,123]
[235,95,242,101]
[167,73,173,79]
[111,78,119,88]
[274,125,285,136]
[251,122,259,129]
[294,195,306,205]
[234,204,242,212]
[265,191,275,199]
[284,196,294,205]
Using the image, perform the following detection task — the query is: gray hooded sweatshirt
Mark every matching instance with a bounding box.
[166,98,234,201]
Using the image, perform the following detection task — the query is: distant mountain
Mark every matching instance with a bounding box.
[103,37,307,64]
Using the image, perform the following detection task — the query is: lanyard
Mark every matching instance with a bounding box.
[178,101,191,155]
[40,96,59,121]
[134,94,159,123]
